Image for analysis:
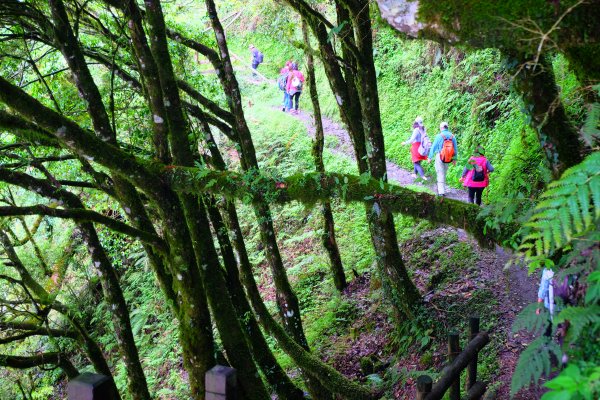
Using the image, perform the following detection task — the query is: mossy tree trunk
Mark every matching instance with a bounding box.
[512,55,585,178]
[205,196,305,400]
[345,0,423,316]
[47,2,152,397]
[203,1,333,397]
[0,173,123,399]
[143,2,269,397]
[285,0,422,319]
[302,19,347,292]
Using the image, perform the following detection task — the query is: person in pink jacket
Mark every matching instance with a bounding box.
[286,62,305,114]
[460,145,494,205]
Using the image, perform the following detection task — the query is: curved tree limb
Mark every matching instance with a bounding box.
[0,352,79,379]
[169,168,516,246]
[0,205,166,249]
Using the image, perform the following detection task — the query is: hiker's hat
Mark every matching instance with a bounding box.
[414,116,424,126]
[439,121,449,130]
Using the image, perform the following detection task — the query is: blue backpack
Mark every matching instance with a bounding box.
[256,51,264,64]
[277,73,288,91]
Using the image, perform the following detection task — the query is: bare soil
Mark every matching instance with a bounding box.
[314,229,541,399]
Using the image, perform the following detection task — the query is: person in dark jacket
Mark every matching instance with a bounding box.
[249,44,263,76]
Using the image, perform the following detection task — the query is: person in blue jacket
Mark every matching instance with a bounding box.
[428,122,458,196]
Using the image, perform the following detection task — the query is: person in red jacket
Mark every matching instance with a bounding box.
[286,62,305,114]
[460,145,494,205]
[402,116,429,180]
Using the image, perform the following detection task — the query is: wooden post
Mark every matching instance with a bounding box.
[68,373,117,400]
[428,332,490,400]
[467,316,480,390]
[448,332,460,400]
[464,381,487,400]
[205,365,237,400]
[416,375,432,400]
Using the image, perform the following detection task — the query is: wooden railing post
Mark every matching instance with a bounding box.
[67,373,117,400]
[467,316,480,390]
[448,332,460,400]
[416,375,432,400]
[206,365,237,400]
[428,332,490,400]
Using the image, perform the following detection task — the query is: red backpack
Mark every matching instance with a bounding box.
[439,134,455,163]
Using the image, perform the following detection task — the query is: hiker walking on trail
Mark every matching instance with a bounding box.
[428,121,457,196]
[278,61,292,111]
[402,116,430,180]
[249,44,263,77]
[286,62,305,114]
[460,145,494,205]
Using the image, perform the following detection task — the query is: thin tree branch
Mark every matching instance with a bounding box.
[0,205,165,248]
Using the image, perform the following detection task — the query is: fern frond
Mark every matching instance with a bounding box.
[568,197,583,232]
[582,99,600,147]
[554,305,600,345]
[518,152,600,261]
[512,303,549,335]
[591,175,600,219]
[585,271,600,305]
[511,336,562,396]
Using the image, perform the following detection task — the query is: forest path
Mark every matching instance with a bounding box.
[242,71,467,200]
[286,107,469,202]
[243,76,538,397]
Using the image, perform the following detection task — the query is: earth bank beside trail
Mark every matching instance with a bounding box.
[313,228,539,398]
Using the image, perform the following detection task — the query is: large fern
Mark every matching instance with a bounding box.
[554,305,600,345]
[518,151,600,267]
[510,336,562,396]
[512,303,552,336]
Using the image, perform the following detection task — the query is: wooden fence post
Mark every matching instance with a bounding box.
[206,365,237,400]
[448,332,460,400]
[467,316,480,390]
[67,373,117,400]
[416,375,432,400]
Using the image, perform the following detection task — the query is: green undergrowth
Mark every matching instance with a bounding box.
[374,27,549,206]
[385,229,501,397]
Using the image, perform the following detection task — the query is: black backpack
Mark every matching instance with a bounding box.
[472,164,485,182]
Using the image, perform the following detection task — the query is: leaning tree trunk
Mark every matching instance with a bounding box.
[143,2,269,398]
[47,2,152,396]
[512,54,585,178]
[345,0,423,318]
[205,196,305,400]
[203,1,333,397]
[302,19,347,292]
[288,0,422,319]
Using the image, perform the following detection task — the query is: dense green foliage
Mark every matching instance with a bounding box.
[0,1,597,399]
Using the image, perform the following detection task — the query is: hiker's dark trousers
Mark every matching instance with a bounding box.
[291,92,301,110]
[468,187,485,206]
[413,161,425,178]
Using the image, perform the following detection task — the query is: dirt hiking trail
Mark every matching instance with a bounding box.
[288,108,469,202]
[241,74,540,398]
